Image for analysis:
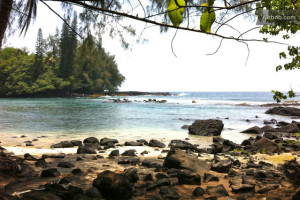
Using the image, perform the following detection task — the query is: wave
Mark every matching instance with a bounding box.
[178,92,189,96]
[86,97,271,106]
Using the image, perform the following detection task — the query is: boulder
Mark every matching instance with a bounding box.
[57,162,75,168]
[277,121,290,126]
[83,143,101,150]
[148,139,166,148]
[231,184,255,193]
[203,173,219,182]
[0,156,21,174]
[193,187,205,197]
[177,171,201,185]
[136,139,148,145]
[93,170,133,199]
[146,178,171,191]
[277,123,300,133]
[35,159,48,168]
[70,140,82,146]
[124,141,143,146]
[99,138,118,146]
[109,150,119,158]
[76,146,96,154]
[50,141,74,148]
[124,168,139,184]
[41,168,61,178]
[143,173,154,181]
[71,168,83,175]
[168,140,197,151]
[211,160,232,173]
[121,149,137,157]
[24,153,37,161]
[188,119,224,136]
[292,189,300,200]
[257,184,279,194]
[263,132,281,140]
[163,149,211,172]
[240,126,262,134]
[181,125,190,129]
[241,139,254,146]
[160,186,181,200]
[251,137,280,154]
[156,173,168,179]
[206,184,229,197]
[83,137,99,144]
[266,107,300,116]
[117,157,140,165]
[261,126,276,133]
[142,159,162,168]
[59,176,76,184]
[85,187,102,198]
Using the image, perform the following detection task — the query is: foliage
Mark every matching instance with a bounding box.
[200,1,216,33]
[272,89,296,103]
[74,34,125,92]
[32,28,44,81]
[0,48,34,96]
[167,0,186,27]
[0,25,124,96]
[1,0,300,99]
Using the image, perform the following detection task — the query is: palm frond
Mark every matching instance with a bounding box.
[19,0,38,35]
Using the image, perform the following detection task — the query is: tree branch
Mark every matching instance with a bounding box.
[62,0,288,46]
[40,0,83,39]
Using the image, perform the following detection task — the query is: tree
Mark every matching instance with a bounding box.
[2,1,300,100]
[32,28,44,80]
[0,0,13,48]
[74,34,125,92]
[45,27,60,61]
[0,48,35,96]
[59,12,77,79]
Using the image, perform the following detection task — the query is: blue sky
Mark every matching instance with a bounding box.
[4,1,300,92]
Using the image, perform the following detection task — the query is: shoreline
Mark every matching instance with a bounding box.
[0,91,173,98]
[0,105,300,199]
[0,132,299,199]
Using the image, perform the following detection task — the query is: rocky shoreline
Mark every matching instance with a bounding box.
[0,107,300,200]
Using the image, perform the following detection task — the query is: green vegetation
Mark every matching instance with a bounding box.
[232,149,244,153]
[294,133,300,137]
[0,14,124,97]
[286,140,300,144]
[1,1,300,100]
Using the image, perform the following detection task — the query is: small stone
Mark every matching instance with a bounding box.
[206,184,229,197]
[57,162,75,168]
[41,168,61,178]
[193,187,205,197]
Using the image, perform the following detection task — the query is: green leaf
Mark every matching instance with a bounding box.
[200,2,216,33]
[168,0,186,27]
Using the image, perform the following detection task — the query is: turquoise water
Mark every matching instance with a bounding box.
[0,92,299,145]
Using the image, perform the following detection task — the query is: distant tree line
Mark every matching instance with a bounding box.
[0,12,125,97]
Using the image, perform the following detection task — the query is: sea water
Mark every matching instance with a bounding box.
[0,92,299,147]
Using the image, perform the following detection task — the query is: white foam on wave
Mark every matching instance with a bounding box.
[4,146,78,155]
[178,92,189,96]
[80,95,271,106]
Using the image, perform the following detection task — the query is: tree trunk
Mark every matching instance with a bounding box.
[0,0,13,49]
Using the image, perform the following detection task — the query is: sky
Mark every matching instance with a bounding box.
[4,1,300,92]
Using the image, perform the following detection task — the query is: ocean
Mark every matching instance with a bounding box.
[0,92,299,147]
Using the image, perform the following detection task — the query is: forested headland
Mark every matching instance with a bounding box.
[0,13,125,97]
